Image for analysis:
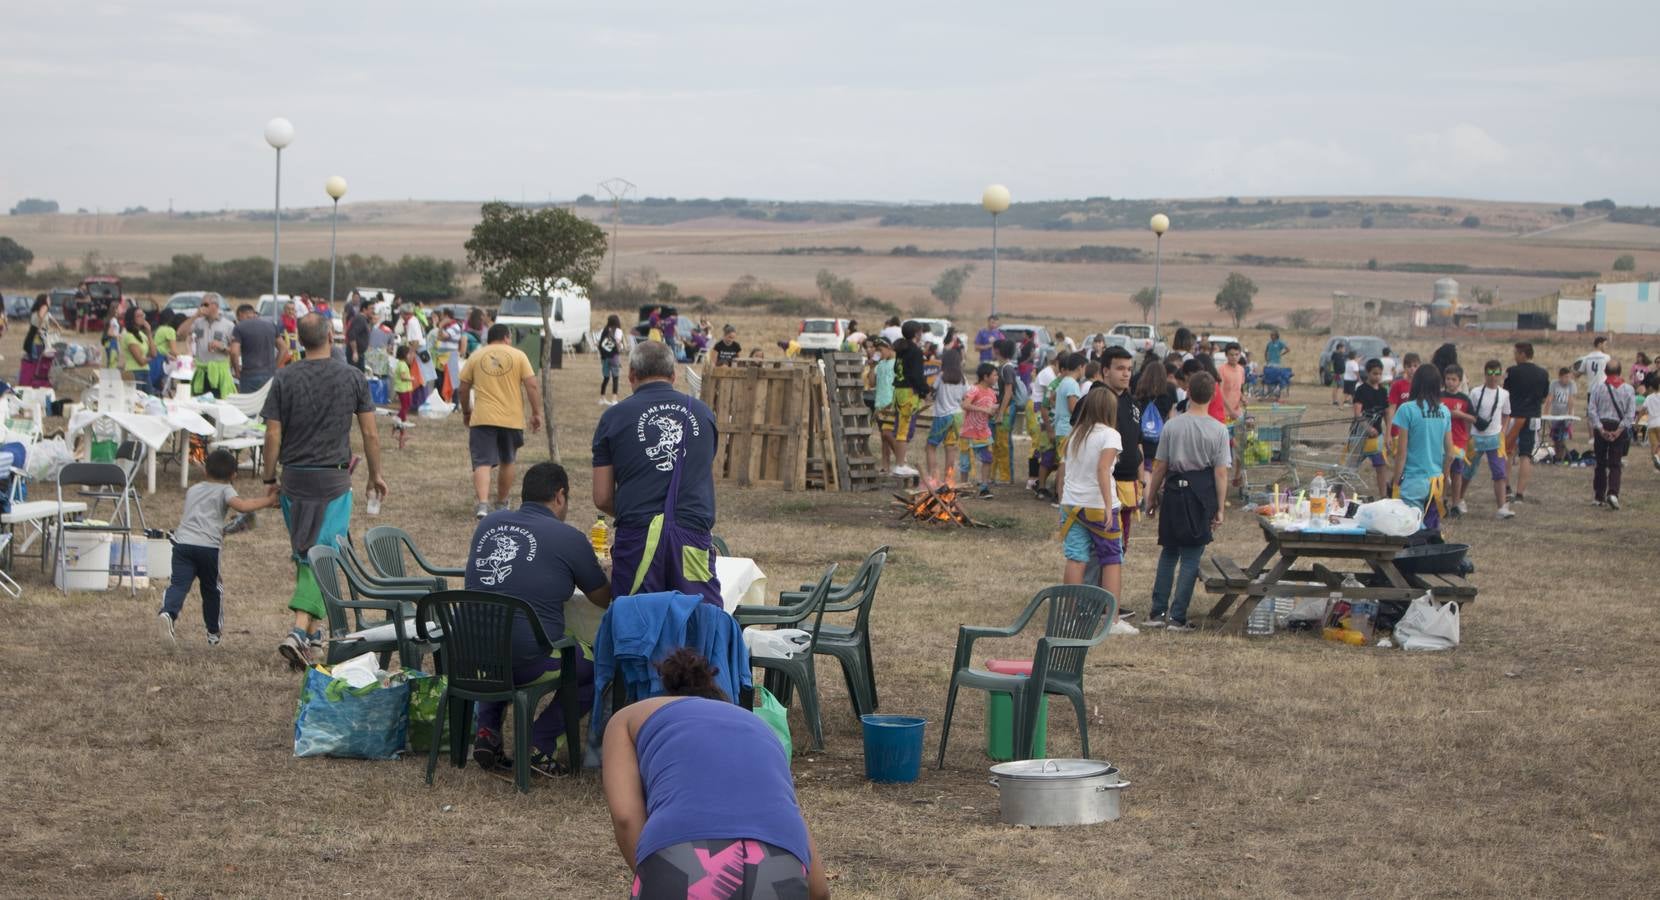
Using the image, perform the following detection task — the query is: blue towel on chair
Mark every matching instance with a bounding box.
[588,592,752,761]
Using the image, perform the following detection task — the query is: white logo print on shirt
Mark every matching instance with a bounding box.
[471,525,538,586]
[636,403,700,472]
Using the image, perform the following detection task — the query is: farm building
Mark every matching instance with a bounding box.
[1330,292,1423,338]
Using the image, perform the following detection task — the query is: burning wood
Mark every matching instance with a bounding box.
[891,485,986,527]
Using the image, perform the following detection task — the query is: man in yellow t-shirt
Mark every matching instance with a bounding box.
[459,324,543,519]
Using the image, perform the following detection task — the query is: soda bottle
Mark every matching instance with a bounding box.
[590,515,610,558]
[1308,472,1328,517]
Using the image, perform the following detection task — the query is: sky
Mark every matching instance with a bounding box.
[4,0,1658,212]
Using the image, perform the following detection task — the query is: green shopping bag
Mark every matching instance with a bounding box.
[753,686,792,758]
[406,672,449,754]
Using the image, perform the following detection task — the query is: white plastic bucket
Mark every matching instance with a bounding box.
[147,539,172,582]
[55,531,112,592]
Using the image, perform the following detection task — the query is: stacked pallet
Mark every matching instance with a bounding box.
[701,358,835,492]
[822,352,881,492]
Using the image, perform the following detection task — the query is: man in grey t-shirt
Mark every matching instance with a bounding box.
[1144,372,1233,630]
[179,298,238,397]
[230,304,289,393]
[263,315,389,669]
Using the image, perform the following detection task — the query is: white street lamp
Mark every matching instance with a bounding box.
[325,176,348,306]
[264,118,294,320]
[982,184,1011,316]
[1149,212,1170,328]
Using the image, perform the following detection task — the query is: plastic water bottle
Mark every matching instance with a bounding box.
[1308,472,1329,518]
[1247,598,1276,636]
[590,515,610,559]
[365,490,382,516]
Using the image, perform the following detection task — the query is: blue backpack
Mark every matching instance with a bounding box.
[1140,399,1164,443]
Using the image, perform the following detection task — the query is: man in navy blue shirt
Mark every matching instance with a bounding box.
[465,462,610,775]
[592,340,722,605]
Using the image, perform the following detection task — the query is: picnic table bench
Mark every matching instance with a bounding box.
[1201,517,1478,634]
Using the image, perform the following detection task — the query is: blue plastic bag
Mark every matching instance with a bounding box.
[293,667,410,759]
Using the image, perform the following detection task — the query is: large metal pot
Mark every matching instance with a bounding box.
[987,758,1130,826]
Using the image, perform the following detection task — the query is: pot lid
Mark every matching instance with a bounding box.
[989,758,1115,780]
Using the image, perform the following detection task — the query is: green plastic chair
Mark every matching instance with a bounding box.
[711,535,730,558]
[364,525,465,582]
[746,564,837,752]
[936,584,1116,769]
[776,546,889,718]
[336,533,446,594]
[417,590,583,793]
[307,544,428,671]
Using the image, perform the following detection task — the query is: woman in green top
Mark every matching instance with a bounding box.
[121,307,155,391]
[148,311,178,393]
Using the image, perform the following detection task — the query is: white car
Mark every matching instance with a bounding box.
[1207,335,1245,369]
[910,317,953,349]
[495,278,593,353]
[165,291,228,316]
[798,318,852,352]
[1108,323,1169,359]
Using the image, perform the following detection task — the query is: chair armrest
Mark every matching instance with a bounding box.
[407,545,464,579]
[356,570,445,592]
[958,624,1021,641]
[733,605,808,628]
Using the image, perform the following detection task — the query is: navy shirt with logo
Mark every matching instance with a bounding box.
[464,503,607,664]
[592,381,719,532]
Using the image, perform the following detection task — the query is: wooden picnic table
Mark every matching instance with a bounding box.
[1201,516,1477,634]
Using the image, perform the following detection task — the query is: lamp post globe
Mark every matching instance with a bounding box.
[265,118,294,316]
[1149,213,1170,328]
[982,184,1011,215]
[264,117,294,150]
[982,184,1011,316]
[325,177,348,305]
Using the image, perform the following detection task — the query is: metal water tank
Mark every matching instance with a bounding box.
[1433,277,1459,306]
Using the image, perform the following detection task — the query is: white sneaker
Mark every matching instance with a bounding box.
[892,464,919,477]
[1607,494,1620,510]
[157,612,177,648]
[1495,504,1515,519]
[597,398,610,406]
[1109,619,1140,636]
[1455,501,1468,515]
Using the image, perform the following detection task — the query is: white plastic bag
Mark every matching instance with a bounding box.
[742,628,811,660]
[1354,498,1423,536]
[416,397,454,420]
[24,437,74,481]
[1395,593,1459,651]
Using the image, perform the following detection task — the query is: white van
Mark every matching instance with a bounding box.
[910,317,953,349]
[495,278,594,353]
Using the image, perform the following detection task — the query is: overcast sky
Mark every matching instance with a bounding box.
[4,0,1657,212]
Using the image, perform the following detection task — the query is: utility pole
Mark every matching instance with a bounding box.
[598,177,635,291]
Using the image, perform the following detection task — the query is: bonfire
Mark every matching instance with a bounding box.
[892,478,985,527]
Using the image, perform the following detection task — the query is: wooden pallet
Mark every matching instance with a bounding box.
[701,358,837,492]
[825,352,881,491]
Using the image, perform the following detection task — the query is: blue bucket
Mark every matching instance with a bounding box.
[860,714,926,783]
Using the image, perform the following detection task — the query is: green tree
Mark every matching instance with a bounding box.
[1461,215,1481,228]
[1287,308,1318,330]
[7,198,58,215]
[1214,272,1258,327]
[465,201,607,460]
[0,237,33,282]
[929,264,975,315]
[815,269,859,316]
[1130,286,1158,322]
[1613,254,1636,272]
[1367,257,1379,271]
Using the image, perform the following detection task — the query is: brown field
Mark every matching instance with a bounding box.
[7,197,1659,328]
[1,320,1657,898]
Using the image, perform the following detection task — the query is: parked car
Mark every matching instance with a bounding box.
[4,294,32,320]
[47,287,77,321]
[909,317,953,349]
[1206,335,1245,369]
[1079,332,1137,357]
[165,291,228,317]
[79,275,122,329]
[998,323,1055,368]
[798,318,852,352]
[496,278,594,358]
[1108,323,1169,359]
[1317,335,1386,385]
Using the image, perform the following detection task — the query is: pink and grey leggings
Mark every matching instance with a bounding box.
[632,839,807,900]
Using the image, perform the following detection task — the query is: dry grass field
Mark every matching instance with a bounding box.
[8,197,1659,327]
[1,318,1658,899]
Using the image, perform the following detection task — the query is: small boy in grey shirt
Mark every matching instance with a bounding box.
[158,449,276,647]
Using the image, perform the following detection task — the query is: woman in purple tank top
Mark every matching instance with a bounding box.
[603,649,830,900]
